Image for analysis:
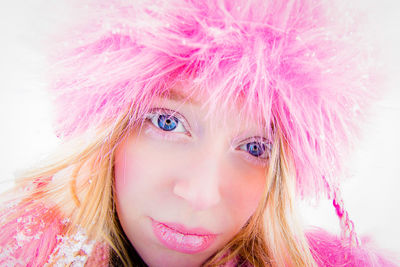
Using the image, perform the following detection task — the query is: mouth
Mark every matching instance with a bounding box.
[150,218,217,254]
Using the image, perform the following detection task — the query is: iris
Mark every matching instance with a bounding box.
[157,115,179,131]
[246,142,266,157]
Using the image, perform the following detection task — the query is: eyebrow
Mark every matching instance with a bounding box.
[165,89,200,105]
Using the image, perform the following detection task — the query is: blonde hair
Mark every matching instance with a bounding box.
[6,107,316,266]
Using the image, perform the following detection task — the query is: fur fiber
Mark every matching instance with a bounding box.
[307,228,398,266]
[0,201,63,266]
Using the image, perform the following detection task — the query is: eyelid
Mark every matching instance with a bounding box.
[239,136,271,144]
[236,136,272,150]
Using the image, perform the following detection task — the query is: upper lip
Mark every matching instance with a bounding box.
[152,218,217,236]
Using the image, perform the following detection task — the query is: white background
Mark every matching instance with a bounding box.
[0,0,399,256]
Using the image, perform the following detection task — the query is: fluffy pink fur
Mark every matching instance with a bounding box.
[307,228,398,266]
[0,201,63,266]
[49,0,378,200]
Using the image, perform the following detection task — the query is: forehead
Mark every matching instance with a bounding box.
[155,84,271,137]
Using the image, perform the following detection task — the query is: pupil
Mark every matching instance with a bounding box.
[158,115,178,131]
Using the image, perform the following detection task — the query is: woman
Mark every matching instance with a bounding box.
[0,0,398,266]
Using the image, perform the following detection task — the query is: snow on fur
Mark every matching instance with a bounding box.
[48,0,378,199]
[307,228,399,266]
[0,201,63,266]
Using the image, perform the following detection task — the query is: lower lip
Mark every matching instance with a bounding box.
[151,219,216,254]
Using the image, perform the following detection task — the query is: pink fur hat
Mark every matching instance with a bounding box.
[49,0,378,201]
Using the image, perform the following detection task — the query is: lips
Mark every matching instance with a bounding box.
[151,218,217,254]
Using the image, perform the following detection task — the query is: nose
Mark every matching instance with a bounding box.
[173,153,222,211]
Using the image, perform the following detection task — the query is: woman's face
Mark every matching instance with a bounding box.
[114,89,271,266]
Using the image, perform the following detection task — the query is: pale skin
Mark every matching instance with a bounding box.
[114,90,270,266]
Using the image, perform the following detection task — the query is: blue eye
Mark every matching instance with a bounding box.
[157,114,179,131]
[239,140,270,159]
[148,110,188,133]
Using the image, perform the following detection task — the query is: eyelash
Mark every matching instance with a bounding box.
[145,108,271,165]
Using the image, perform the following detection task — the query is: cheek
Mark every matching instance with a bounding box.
[221,166,266,228]
[114,142,148,205]
[114,138,161,224]
[114,137,182,217]
[114,141,142,226]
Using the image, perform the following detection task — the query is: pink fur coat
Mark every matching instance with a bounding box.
[0,201,397,266]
